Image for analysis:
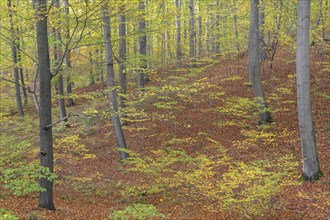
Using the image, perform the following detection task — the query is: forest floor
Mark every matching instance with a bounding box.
[1,49,329,219]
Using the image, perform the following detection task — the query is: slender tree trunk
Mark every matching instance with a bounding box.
[214,0,220,55]
[233,0,240,74]
[35,0,55,210]
[102,4,128,160]
[89,51,95,85]
[138,1,147,88]
[175,0,182,65]
[259,1,267,61]
[189,0,196,66]
[8,0,24,116]
[55,0,67,124]
[233,0,239,54]
[64,0,74,107]
[197,3,202,58]
[118,6,127,112]
[296,0,322,181]
[248,0,272,124]
[16,29,28,105]
[270,0,283,69]
[100,47,105,95]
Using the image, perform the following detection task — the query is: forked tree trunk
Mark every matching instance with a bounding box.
[248,0,272,124]
[8,0,24,116]
[35,0,55,210]
[102,4,128,160]
[296,0,322,181]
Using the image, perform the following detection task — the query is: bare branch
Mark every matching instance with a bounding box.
[45,112,91,129]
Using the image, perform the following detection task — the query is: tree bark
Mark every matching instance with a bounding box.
[189,0,196,66]
[296,0,322,181]
[138,0,147,88]
[175,0,182,65]
[259,2,267,61]
[64,0,74,107]
[248,0,272,124]
[118,6,127,110]
[197,3,202,58]
[55,0,68,124]
[102,4,129,160]
[16,29,28,105]
[35,0,55,210]
[8,0,24,116]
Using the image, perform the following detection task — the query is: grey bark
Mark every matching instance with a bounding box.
[8,0,24,116]
[296,0,322,181]
[89,51,95,85]
[270,0,282,69]
[214,0,220,55]
[259,2,267,61]
[55,0,68,124]
[102,4,128,160]
[138,0,147,88]
[118,6,127,110]
[248,0,272,124]
[175,0,182,65]
[189,0,196,65]
[35,0,55,210]
[16,30,28,105]
[197,4,202,57]
[233,0,239,55]
[64,0,74,107]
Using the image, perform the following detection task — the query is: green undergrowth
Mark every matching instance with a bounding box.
[122,137,299,217]
[107,203,166,220]
[0,134,57,196]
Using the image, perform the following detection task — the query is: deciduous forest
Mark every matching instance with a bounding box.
[0,0,329,219]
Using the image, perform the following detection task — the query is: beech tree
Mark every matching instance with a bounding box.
[175,0,182,65]
[138,0,147,88]
[189,0,196,65]
[64,0,74,107]
[8,0,24,116]
[35,0,55,210]
[296,0,322,181]
[248,0,272,124]
[102,3,128,160]
[118,5,127,110]
[55,0,68,124]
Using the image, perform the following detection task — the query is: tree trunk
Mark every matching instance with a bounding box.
[259,2,267,61]
[8,0,24,116]
[189,0,196,65]
[55,0,67,124]
[138,0,147,88]
[175,0,182,65]
[64,0,74,107]
[35,0,55,210]
[16,29,28,105]
[296,0,322,181]
[248,0,272,124]
[214,0,220,55]
[102,4,129,160]
[89,51,95,85]
[118,6,127,110]
[197,4,202,58]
